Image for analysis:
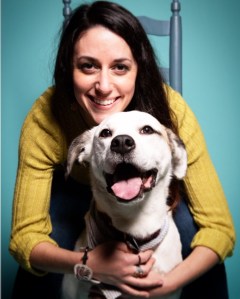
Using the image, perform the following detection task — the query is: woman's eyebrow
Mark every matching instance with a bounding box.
[75,56,132,63]
[75,56,97,62]
[113,58,133,63]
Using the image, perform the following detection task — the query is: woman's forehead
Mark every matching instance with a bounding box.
[74,25,135,61]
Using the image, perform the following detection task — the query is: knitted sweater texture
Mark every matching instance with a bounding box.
[9,86,235,274]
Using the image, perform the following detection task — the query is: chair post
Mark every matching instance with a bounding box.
[170,0,182,94]
[63,0,72,27]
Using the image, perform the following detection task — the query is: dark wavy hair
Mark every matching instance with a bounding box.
[52,1,178,134]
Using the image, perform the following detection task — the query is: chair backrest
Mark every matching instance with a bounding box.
[62,0,182,94]
[137,0,182,94]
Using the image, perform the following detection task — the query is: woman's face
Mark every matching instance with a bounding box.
[73,25,138,126]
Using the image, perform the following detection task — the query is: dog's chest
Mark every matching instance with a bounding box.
[152,217,182,274]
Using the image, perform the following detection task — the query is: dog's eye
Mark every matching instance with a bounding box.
[99,129,112,138]
[140,126,154,135]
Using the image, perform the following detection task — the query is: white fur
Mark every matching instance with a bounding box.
[62,111,187,299]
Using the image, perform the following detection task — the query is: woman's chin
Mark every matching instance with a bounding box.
[90,111,118,125]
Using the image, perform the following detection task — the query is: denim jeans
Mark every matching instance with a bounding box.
[11,171,228,299]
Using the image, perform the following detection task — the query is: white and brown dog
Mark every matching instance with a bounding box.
[62,111,187,299]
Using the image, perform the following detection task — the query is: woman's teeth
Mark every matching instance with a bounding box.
[92,98,116,106]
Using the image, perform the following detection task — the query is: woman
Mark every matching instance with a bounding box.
[10,1,235,299]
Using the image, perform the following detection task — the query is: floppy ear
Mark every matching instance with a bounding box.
[65,127,95,179]
[166,128,187,179]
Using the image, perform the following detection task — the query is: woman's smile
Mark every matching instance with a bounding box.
[87,95,121,107]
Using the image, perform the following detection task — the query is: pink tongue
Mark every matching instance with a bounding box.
[111,177,142,200]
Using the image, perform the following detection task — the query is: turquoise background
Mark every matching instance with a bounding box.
[2,0,240,298]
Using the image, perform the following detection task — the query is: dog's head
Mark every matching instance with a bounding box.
[66,111,187,205]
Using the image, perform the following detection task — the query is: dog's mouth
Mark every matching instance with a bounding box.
[105,163,158,202]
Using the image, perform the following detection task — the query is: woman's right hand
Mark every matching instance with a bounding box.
[88,241,163,297]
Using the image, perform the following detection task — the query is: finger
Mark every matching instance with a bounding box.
[126,274,163,289]
[144,256,156,271]
[118,242,133,252]
[103,241,132,252]
[138,250,153,264]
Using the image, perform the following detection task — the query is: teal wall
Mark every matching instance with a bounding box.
[2,0,240,298]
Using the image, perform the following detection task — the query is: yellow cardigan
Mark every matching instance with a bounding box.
[9,86,235,274]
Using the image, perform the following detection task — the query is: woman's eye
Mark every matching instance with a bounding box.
[78,63,97,73]
[99,129,112,138]
[113,64,129,74]
[140,126,154,135]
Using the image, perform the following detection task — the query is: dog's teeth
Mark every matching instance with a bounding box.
[142,176,153,189]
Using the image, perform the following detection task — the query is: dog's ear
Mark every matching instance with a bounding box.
[166,128,187,179]
[65,128,95,179]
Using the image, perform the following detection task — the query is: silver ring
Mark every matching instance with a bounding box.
[133,265,144,278]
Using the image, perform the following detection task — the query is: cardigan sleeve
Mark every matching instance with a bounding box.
[168,87,235,261]
[9,88,67,275]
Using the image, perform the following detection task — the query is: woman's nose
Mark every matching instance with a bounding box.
[95,71,112,94]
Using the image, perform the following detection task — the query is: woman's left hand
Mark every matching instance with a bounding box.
[138,246,220,298]
[146,272,178,298]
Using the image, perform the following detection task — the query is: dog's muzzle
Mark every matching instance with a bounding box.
[105,163,158,202]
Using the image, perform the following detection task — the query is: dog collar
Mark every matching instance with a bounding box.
[86,202,169,253]
[124,216,169,252]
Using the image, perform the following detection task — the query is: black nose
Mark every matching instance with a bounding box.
[111,135,135,154]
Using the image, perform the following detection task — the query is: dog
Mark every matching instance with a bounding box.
[61,111,187,299]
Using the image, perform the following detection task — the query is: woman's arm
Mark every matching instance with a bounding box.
[168,87,235,260]
[9,89,67,274]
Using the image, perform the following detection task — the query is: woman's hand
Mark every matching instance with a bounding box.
[29,240,162,297]
[30,240,219,298]
[90,245,219,298]
[138,246,219,298]
[146,271,179,298]
[88,241,163,297]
